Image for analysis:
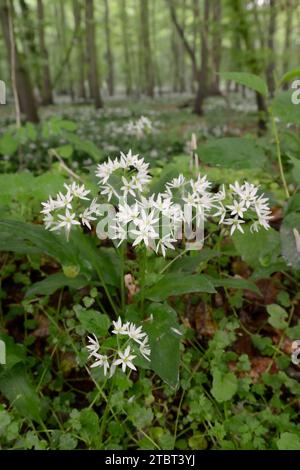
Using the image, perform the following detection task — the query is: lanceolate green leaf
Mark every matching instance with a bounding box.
[26,273,88,298]
[144,303,181,388]
[219,72,268,97]
[143,273,216,301]
[279,68,300,86]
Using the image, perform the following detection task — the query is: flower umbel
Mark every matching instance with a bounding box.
[87,317,151,377]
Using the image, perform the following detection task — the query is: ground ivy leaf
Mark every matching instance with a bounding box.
[211,369,238,403]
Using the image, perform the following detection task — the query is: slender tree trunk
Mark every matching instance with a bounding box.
[266,0,276,98]
[19,0,40,90]
[72,0,86,99]
[37,0,53,105]
[104,0,114,96]
[178,0,186,93]
[191,0,200,92]
[193,0,210,115]
[230,0,267,133]
[60,0,74,100]
[211,0,222,92]
[120,0,132,96]
[171,24,180,92]
[85,0,103,108]
[151,0,162,96]
[0,0,39,123]
[282,0,293,89]
[139,0,154,97]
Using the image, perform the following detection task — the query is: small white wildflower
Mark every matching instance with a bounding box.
[112,317,129,335]
[113,346,137,373]
[223,216,245,235]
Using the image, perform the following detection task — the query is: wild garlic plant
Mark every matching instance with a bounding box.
[41,150,272,361]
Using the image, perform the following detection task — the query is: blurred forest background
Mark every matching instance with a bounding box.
[0,0,299,121]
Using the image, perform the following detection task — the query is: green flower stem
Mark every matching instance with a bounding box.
[119,242,126,314]
[95,266,119,318]
[99,379,114,447]
[139,247,147,314]
[270,108,290,199]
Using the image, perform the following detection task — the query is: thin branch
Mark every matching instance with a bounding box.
[165,0,197,71]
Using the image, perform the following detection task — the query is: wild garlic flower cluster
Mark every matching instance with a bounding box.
[214,181,272,235]
[105,116,156,140]
[125,116,154,138]
[41,182,101,240]
[95,149,151,201]
[41,150,272,254]
[87,317,151,377]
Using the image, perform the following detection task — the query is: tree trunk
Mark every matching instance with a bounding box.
[178,0,186,93]
[120,0,132,96]
[266,0,276,98]
[19,0,40,90]
[37,0,53,105]
[193,0,210,115]
[72,0,86,99]
[211,0,222,92]
[282,0,293,89]
[104,0,114,96]
[171,24,180,92]
[230,0,267,133]
[0,0,39,123]
[191,0,200,92]
[85,0,103,108]
[139,0,154,97]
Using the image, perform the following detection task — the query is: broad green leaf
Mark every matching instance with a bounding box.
[209,276,261,295]
[79,408,101,448]
[211,369,238,402]
[74,305,111,337]
[66,133,103,161]
[200,138,266,169]
[0,364,43,422]
[267,304,288,330]
[279,68,300,85]
[0,219,78,264]
[144,273,216,301]
[26,273,87,297]
[144,303,181,388]
[272,91,300,124]
[169,249,220,273]
[55,144,73,159]
[0,333,26,370]
[280,212,300,271]
[233,226,281,269]
[277,432,300,450]
[0,132,18,155]
[288,155,300,183]
[219,72,268,97]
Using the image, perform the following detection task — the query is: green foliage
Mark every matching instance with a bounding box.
[199,137,266,169]
[219,72,268,97]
